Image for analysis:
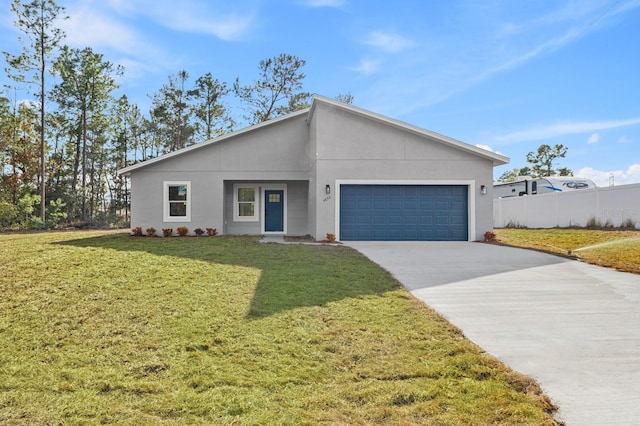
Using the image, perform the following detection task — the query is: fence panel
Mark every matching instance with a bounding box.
[494,183,640,228]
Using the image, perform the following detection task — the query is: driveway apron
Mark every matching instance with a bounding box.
[347,241,640,426]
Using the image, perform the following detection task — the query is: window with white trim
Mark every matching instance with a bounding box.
[163,181,191,222]
[233,184,258,221]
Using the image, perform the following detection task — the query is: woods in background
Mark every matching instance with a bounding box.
[0,0,314,229]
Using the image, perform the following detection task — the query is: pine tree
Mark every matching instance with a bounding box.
[3,0,67,222]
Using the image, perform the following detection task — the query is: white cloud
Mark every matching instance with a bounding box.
[365,31,414,53]
[59,0,257,90]
[62,5,148,55]
[93,0,256,41]
[577,164,640,186]
[618,136,631,144]
[494,117,640,144]
[60,2,186,88]
[348,59,380,77]
[588,133,601,144]
[477,1,640,83]
[470,24,586,85]
[363,1,640,116]
[475,144,504,156]
[153,5,254,40]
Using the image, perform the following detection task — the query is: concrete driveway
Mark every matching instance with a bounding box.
[347,241,640,426]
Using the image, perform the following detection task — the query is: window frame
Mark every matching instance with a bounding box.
[233,184,259,222]
[163,181,191,222]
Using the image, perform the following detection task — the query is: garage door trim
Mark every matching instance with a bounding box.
[335,180,476,242]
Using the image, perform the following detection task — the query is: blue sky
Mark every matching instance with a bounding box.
[2,0,639,185]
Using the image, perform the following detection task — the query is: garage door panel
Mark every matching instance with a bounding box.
[435,215,450,225]
[357,200,372,209]
[372,200,387,210]
[357,216,372,224]
[340,184,468,241]
[356,186,372,195]
[451,214,466,225]
[388,215,403,224]
[403,186,418,197]
[403,215,418,225]
[388,185,404,197]
[403,201,418,211]
[419,215,433,225]
[435,201,449,211]
[371,214,387,224]
[419,201,435,209]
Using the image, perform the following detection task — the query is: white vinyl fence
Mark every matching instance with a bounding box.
[494,183,640,229]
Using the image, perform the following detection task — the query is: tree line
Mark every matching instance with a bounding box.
[4,1,571,230]
[0,0,335,229]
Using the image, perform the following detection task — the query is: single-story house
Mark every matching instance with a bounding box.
[118,95,508,241]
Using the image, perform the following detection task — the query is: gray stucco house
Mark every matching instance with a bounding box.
[118,95,508,241]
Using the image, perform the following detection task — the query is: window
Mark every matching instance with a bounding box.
[268,193,280,203]
[234,184,258,221]
[164,181,191,222]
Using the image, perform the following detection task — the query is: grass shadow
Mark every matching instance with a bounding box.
[58,232,399,318]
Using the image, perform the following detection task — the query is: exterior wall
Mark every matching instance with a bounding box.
[129,170,225,234]
[494,183,640,228]
[307,110,319,239]
[223,180,309,235]
[129,114,310,235]
[127,98,502,241]
[309,102,495,241]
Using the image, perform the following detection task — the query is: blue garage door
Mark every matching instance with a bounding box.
[340,184,468,241]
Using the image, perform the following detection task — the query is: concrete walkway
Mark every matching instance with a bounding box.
[347,241,640,425]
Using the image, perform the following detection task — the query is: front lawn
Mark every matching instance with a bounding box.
[0,231,559,425]
[495,228,640,274]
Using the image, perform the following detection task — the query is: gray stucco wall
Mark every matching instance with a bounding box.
[223,180,309,235]
[308,101,495,241]
[129,114,311,235]
[127,99,499,241]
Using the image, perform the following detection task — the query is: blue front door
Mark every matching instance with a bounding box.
[265,190,284,232]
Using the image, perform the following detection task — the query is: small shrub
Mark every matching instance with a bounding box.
[162,228,173,237]
[176,226,189,236]
[620,218,637,230]
[131,226,143,237]
[146,227,157,237]
[206,227,218,236]
[326,233,336,243]
[0,202,19,229]
[194,228,205,236]
[483,231,497,242]
[585,217,601,230]
[505,219,526,229]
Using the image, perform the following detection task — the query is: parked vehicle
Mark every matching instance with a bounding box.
[493,176,597,198]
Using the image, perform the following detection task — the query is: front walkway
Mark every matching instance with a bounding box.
[347,241,640,425]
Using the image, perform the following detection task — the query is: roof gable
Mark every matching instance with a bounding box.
[118,95,508,176]
[118,108,309,175]
[309,95,508,166]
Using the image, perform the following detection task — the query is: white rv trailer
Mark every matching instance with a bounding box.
[493,176,597,198]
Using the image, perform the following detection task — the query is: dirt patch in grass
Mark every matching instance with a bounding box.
[495,228,640,274]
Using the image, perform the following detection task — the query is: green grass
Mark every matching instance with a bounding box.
[495,228,640,274]
[1,231,559,425]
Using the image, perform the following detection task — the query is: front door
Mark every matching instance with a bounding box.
[265,190,284,232]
